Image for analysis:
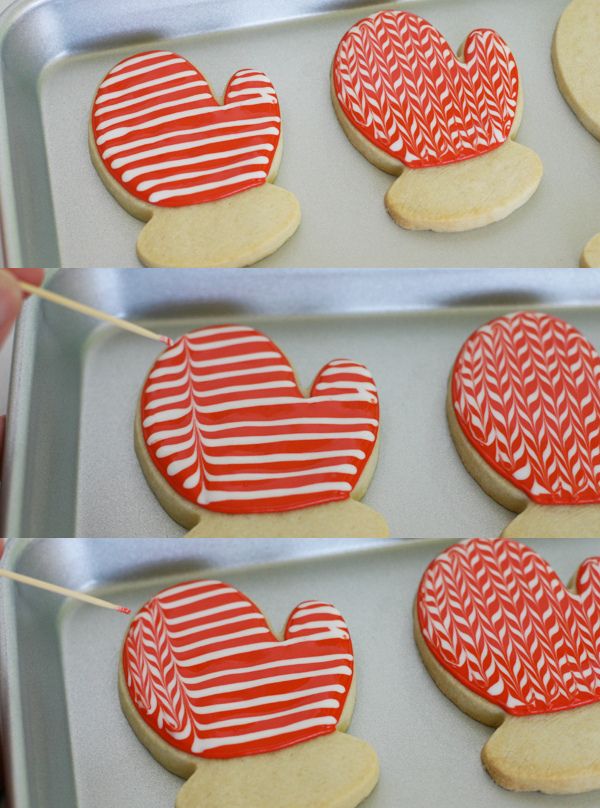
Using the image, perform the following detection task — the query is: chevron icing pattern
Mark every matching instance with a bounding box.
[123,580,354,758]
[417,538,600,715]
[140,324,379,514]
[333,11,519,168]
[92,51,281,206]
[452,312,600,505]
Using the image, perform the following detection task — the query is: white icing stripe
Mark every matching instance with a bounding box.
[189,684,346,713]
[195,393,376,414]
[97,96,279,145]
[119,134,276,178]
[188,667,352,699]
[147,424,193,444]
[150,171,267,202]
[156,579,221,598]
[137,156,270,192]
[293,606,342,618]
[288,621,348,634]
[194,700,340,731]
[190,351,281,370]
[179,631,350,666]
[198,482,352,503]
[156,434,196,458]
[202,450,367,463]
[107,51,172,75]
[166,611,265,638]
[189,380,296,399]
[196,416,379,430]
[155,363,290,386]
[181,654,353,685]
[319,365,374,378]
[230,75,273,86]
[193,717,337,752]
[227,87,276,98]
[203,465,357,481]
[316,381,377,392]
[95,79,207,115]
[197,431,374,447]
[185,335,270,352]
[163,601,254,626]
[176,626,271,652]
[96,70,200,104]
[97,92,214,130]
[157,586,237,609]
[100,57,186,88]
[101,117,281,158]
[145,390,190,410]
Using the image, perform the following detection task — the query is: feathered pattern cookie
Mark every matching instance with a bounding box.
[332,11,542,231]
[449,311,600,537]
[416,538,600,793]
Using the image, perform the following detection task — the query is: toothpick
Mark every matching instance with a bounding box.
[0,568,131,614]
[19,281,172,346]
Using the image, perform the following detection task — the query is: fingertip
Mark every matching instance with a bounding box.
[0,273,23,346]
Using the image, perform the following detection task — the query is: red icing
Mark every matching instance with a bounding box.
[140,324,379,514]
[92,51,281,207]
[417,538,600,716]
[333,11,519,169]
[123,580,353,758]
[452,312,600,505]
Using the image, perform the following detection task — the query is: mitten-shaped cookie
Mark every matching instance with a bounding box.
[136,324,388,537]
[332,11,543,232]
[120,579,379,808]
[90,51,300,267]
[416,537,600,794]
[553,0,600,267]
[450,311,600,537]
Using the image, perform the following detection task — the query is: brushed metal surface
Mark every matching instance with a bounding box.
[0,0,594,267]
[3,267,600,538]
[2,537,600,808]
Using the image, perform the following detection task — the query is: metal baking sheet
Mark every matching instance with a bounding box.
[2,537,600,808]
[0,0,597,268]
[4,267,600,539]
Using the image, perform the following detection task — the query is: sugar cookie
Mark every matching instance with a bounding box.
[416,537,600,794]
[449,311,600,537]
[135,324,388,537]
[332,11,542,232]
[121,579,379,808]
[90,51,300,267]
[553,0,600,267]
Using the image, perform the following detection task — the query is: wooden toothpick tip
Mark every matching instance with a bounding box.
[19,280,171,346]
[0,568,131,614]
